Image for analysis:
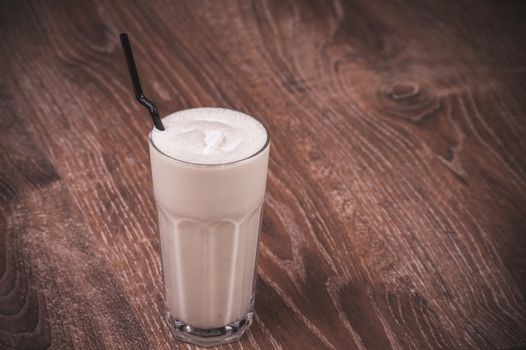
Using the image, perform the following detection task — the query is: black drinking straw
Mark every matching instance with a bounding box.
[119,33,165,131]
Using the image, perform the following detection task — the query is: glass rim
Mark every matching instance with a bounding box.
[148,112,270,168]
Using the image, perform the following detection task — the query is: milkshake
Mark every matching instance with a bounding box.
[149,108,270,347]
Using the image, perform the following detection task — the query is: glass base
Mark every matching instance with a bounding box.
[166,310,254,347]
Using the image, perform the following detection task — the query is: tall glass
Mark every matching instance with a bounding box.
[148,110,270,347]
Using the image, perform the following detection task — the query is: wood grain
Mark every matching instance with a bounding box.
[1,0,526,349]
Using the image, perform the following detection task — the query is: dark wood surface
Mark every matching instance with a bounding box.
[1,1,526,349]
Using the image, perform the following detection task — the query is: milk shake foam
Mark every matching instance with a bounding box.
[149,108,270,346]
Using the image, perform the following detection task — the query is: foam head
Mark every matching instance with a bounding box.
[151,108,268,165]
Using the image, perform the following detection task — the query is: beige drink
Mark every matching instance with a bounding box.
[149,108,269,347]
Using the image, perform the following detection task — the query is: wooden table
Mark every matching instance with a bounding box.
[1,1,525,349]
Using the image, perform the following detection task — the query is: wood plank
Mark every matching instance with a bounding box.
[1,0,525,349]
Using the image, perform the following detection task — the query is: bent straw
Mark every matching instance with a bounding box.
[120,33,165,130]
